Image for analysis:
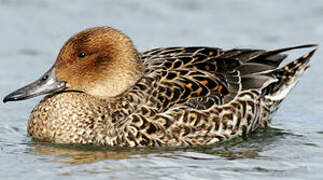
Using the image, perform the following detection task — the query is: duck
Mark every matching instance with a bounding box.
[3,26,317,147]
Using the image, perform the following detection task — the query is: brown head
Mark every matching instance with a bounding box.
[3,27,144,102]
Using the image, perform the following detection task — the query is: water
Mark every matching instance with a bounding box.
[0,0,323,179]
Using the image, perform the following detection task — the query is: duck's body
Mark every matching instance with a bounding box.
[4,27,316,147]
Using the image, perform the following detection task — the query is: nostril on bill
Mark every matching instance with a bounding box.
[42,75,49,81]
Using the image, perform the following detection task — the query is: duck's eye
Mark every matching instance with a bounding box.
[78,52,87,58]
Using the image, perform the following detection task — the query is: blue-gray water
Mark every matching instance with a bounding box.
[0,0,323,179]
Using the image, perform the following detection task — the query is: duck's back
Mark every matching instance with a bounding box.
[119,45,315,146]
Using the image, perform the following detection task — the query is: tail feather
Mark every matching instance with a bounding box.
[250,44,317,67]
[265,48,316,101]
[239,44,317,91]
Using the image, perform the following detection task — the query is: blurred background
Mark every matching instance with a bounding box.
[0,0,322,179]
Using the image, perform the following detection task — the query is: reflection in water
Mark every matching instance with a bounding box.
[191,127,296,159]
[30,145,135,164]
[27,127,291,165]
[29,143,169,164]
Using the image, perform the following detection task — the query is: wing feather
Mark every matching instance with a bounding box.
[139,45,316,111]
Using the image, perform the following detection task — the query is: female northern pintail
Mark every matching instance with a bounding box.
[3,27,317,147]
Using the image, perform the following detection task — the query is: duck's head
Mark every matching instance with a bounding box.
[3,27,144,103]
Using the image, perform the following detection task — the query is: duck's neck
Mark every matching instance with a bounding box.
[87,66,144,98]
[87,49,144,98]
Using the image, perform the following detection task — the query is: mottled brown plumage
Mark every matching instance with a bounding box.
[5,27,317,147]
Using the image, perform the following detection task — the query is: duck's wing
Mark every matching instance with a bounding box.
[139,45,315,111]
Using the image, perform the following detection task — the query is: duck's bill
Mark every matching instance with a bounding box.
[3,66,66,103]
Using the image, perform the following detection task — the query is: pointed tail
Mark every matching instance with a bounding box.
[264,47,317,105]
